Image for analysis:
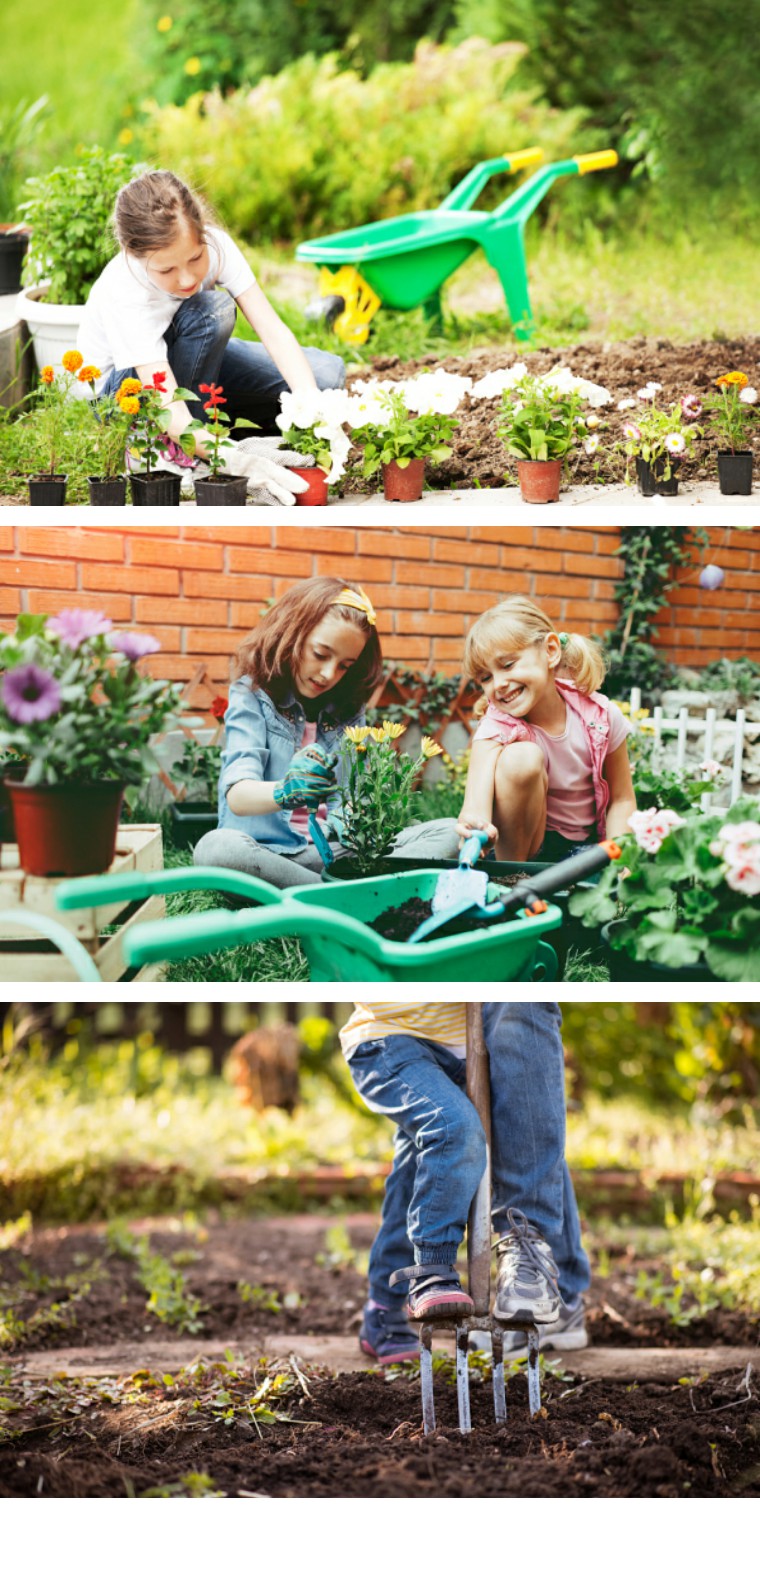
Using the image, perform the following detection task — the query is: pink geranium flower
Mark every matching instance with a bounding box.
[627,807,686,853]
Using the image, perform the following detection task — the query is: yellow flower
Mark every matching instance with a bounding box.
[634,707,650,719]
[421,737,444,759]
[118,395,140,416]
[613,700,631,714]
[369,727,386,742]
[381,721,406,740]
[184,56,202,75]
[639,722,656,735]
[118,128,134,146]
[118,377,142,396]
[61,350,83,373]
[344,726,372,745]
[157,14,173,29]
[40,365,55,385]
[715,371,749,389]
[78,364,101,383]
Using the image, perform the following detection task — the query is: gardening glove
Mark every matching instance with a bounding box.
[272,744,338,809]
[218,437,315,506]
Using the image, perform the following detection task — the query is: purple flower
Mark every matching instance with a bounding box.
[109,631,162,662]
[699,564,725,590]
[47,609,113,649]
[2,664,62,724]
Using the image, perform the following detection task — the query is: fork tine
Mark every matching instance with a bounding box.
[492,1326,507,1425]
[420,1323,436,1434]
[456,1327,472,1433]
[526,1324,541,1415]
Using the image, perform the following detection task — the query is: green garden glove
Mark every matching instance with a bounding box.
[273,744,338,809]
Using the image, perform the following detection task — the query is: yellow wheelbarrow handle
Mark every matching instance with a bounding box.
[573,149,619,175]
[504,146,544,172]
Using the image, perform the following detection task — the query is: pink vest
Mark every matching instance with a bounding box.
[477,679,613,839]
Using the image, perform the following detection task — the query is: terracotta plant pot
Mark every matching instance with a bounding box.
[0,765,27,846]
[292,465,329,506]
[87,476,126,507]
[28,473,67,507]
[130,472,182,507]
[717,451,753,496]
[0,225,30,294]
[194,475,249,507]
[7,780,124,877]
[382,457,425,502]
[516,459,562,504]
[636,456,679,497]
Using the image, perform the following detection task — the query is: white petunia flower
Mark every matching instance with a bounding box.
[470,363,528,399]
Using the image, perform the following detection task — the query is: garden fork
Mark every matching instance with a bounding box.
[417,1003,541,1434]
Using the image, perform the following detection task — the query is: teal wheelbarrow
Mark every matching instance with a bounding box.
[297,148,618,343]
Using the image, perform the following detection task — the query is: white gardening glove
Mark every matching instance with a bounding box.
[218,437,316,506]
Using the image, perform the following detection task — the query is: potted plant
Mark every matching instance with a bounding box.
[568,800,760,983]
[275,387,353,505]
[119,370,197,506]
[349,372,467,502]
[25,349,93,506]
[0,610,178,876]
[185,381,252,506]
[168,731,223,845]
[328,721,443,876]
[493,364,611,503]
[18,146,135,375]
[83,372,135,506]
[0,97,47,293]
[705,372,757,496]
[620,383,701,496]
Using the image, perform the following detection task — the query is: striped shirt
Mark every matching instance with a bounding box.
[340,1002,468,1060]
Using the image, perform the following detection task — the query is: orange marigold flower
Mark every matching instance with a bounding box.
[118,395,140,416]
[78,364,101,383]
[118,377,142,396]
[40,365,55,385]
[62,350,84,373]
[715,371,749,389]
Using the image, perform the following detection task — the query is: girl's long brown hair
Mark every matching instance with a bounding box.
[114,170,221,265]
[236,577,382,720]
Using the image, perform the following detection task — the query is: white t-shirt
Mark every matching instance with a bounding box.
[78,227,255,393]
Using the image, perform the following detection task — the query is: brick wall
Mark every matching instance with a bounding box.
[0,524,756,705]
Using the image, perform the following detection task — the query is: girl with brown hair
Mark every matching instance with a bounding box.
[193,577,460,887]
[77,170,345,503]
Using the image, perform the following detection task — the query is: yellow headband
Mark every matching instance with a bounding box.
[333,586,377,626]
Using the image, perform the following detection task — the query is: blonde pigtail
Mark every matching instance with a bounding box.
[558,633,607,693]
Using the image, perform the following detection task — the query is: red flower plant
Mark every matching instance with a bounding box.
[211,695,229,720]
[149,371,168,391]
[199,381,226,412]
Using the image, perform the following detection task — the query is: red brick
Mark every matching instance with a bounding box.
[389,586,433,611]
[222,547,313,577]
[381,637,431,661]
[565,552,621,579]
[433,538,500,566]
[82,564,180,596]
[0,589,22,614]
[147,655,232,681]
[135,596,223,626]
[16,527,124,562]
[533,573,586,598]
[314,556,392,582]
[359,530,430,560]
[500,546,559,572]
[230,602,271,628]
[0,527,14,552]
[275,526,356,556]
[186,630,241,655]
[27,590,132,619]
[432,589,497,614]
[397,561,461,588]
[432,638,467,661]
[470,568,530,593]
[5,560,77,589]
[182,524,274,545]
[183,570,272,601]
[396,611,466,636]
[130,537,224,571]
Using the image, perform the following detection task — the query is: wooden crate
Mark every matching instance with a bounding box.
[0,824,166,983]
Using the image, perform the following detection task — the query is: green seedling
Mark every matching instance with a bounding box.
[316,1224,368,1274]
[237,1281,282,1313]
[106,1221,206,1334]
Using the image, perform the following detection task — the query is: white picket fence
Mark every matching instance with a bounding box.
[628,687,748,807]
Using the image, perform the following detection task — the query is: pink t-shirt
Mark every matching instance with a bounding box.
[477,699,630,841]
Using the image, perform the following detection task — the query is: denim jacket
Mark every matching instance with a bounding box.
[218,677,362,854]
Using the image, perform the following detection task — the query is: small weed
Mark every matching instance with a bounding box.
[140,1473,224,1498]
[316,1224,368,1275]
[106,1222,206,1334]
[634,1268,719,1327]
[237,1281,282,1313]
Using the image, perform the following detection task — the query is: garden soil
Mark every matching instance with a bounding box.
[2,1213,758,1498]
[345,335,760,492]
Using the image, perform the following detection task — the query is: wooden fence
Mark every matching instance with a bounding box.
[628,687,752,805]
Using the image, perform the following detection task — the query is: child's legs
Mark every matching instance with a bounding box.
[482,1002,566,1244]
[493,743,548,860]
[219,338,345,432]
[347,1035,487,1293]
[193,828,324,887]
[554,1160,592,1301]
[164,291,238,418]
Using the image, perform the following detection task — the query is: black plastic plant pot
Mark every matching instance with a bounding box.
[130,472,182,507]
[717,451,753,496]
[168,800,218,848]
[88,476,127,507]
[0,226,30,293]
[601,922,716,982]
[635,456,679,497]
[28,474,67,507]
[194,475,248,507]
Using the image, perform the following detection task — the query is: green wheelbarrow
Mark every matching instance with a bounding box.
[297,148,618,343]
[56,865,562,983]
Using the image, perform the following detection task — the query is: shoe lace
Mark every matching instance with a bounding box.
[497,1208,558,1291]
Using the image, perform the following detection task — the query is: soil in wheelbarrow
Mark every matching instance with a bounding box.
[343,335,760,493]
[2,1359,758,1498]
[368,876,534,944]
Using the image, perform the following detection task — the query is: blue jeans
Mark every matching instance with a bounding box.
[348,1003,590,1307]
[100,289,345,427]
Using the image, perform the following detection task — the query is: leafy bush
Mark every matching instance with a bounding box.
[144,40,581,244]
[20,147,137,304]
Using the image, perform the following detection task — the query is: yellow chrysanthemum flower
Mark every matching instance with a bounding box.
[78,364,101,383]
[614,700,631,714]
[118,377,142,396]
[157,14,173,29]
[118,129,134,146]
[381,721,406,739]
[634,707,651,719]
[118,395,140,416]
[421,737,444,759]
[62,350,83,373]
[639,722,656,735]
[344,726,371,744]
[369,727,386,742]
[184,56,202,75]
[40,365,55,385]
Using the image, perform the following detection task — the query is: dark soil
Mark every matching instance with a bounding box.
[345,335,760,491]
[369,878,547,944]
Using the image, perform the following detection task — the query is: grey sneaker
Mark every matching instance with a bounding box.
[494,1209,561,1325]
[469,1296,588,1355]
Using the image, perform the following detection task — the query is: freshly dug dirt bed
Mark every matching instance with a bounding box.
[345,335,760,492]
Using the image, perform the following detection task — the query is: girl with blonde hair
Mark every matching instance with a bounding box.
[459,595,636,862]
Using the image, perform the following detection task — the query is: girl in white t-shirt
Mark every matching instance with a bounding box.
[458,595,636,862]
[78,170,345,502]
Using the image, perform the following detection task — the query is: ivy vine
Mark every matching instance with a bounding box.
[603,526,708,698]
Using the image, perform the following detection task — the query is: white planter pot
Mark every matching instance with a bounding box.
[19,284,88,392]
